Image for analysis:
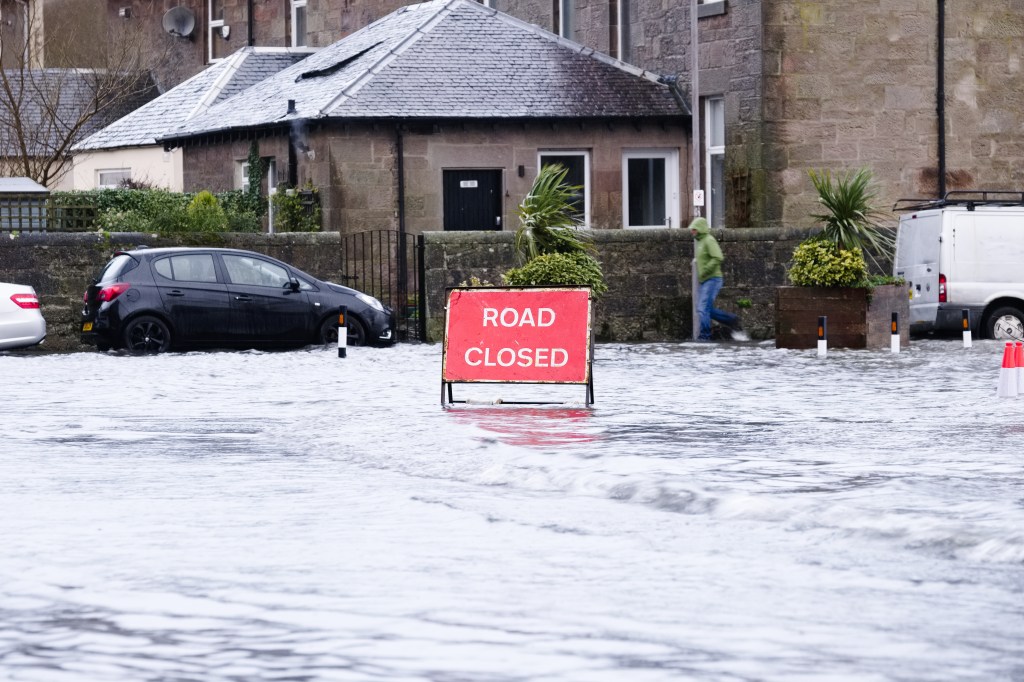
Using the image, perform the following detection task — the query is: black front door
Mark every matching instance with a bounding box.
[443,169,503,231]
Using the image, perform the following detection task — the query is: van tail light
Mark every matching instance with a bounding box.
[10,293,40,309]
[938,274,947,303]
[97,283,130,302]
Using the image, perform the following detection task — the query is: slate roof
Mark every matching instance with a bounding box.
[73,48,313,152]
[162,0,685,143]
[0,69,158,157]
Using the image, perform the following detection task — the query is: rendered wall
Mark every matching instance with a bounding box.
[72,147,184,191]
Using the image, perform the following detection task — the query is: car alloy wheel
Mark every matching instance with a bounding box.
[319,316,367,347]
[123,315,172,353]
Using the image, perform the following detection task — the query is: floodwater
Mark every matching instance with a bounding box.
[0,340,1022,682]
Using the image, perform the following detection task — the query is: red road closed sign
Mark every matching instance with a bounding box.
[443,287,592,384]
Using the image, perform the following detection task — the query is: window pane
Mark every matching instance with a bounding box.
[210,0,224,21]
[172,255,218,283]
[539,154,585,222]
[211,27,230,60]
[710,153,725,228]
[223,255,289,288]
[97,169,130,188]
[709,98,725,148]
[294,6,307,46]
[627,157,665,227]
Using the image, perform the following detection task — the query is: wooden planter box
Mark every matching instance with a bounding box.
[775,284,910,349]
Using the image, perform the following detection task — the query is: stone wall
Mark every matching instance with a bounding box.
[2,227,815,352]
[0,232,343,352]
[422,225,814,343]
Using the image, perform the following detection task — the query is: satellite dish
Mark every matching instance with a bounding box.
[162,7,196,38]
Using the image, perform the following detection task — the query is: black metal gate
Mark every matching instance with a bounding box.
[339,230,425,342]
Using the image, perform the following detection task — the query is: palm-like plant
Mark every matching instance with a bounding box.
[514,164,592,262]
[808,167,894,264]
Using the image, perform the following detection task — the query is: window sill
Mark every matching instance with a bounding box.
[698,1,726,19]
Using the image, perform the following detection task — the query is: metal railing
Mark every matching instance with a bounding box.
[339,229,425,342]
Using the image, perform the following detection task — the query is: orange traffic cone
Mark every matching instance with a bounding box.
[1017,342,1024,395]
[998,342,1018,398]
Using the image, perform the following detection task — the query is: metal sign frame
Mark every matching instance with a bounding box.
[441,286,594,407]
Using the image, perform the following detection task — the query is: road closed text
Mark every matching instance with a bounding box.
[464,346,569,368]
[443,288,591,384]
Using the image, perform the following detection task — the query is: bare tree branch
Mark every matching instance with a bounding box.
[0,1,165,187]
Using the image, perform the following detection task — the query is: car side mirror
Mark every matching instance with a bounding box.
[286,278,300,292]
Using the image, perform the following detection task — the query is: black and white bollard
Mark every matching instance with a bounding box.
[337,306,348,359]
[962,309,972,349]
[817,316,827,358]
[890,312,900,354]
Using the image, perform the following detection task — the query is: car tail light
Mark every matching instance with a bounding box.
[10,293,40,309]
[97,283,131,302]
[938,274,947,303]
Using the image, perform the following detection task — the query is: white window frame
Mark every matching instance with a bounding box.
[621,149,680,229]
[208,0,225,62]
[291,0,307,48]
[538,150,590,228]
[96,168,131,189]
[705,96,725,228]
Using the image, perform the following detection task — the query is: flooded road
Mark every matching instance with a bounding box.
[1,340,1022,681]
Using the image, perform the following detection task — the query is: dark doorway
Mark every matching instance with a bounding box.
[443,169,503,231]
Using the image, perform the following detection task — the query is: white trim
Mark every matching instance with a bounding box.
[291,0,308,48]
[538,150,591,228]
[704,96,725,227]
[208,0,225,63]
[96,168,131,189]
[621,148,680,229]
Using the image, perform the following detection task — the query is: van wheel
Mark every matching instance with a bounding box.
[985,306,1024,341]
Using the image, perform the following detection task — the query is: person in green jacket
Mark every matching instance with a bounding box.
[690,217,742,341]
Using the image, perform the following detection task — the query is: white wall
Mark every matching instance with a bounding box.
[71,146,183,191]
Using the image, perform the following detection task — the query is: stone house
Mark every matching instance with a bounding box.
[92,0,1022,230]
[156,0,689,234]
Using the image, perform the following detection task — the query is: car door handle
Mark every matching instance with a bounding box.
[166,290,185,297]
[234,295,252,302]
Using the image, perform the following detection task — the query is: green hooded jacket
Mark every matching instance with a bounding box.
[689,217,723,282]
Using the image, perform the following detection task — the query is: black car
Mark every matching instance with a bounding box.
[81,247,395,352]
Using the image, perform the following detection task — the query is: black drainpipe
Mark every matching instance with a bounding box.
[937,0,946,198]
[395,125,408,314]
[396,126,406,237]
[247,0,255,46]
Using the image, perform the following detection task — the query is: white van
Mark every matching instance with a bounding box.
[894,192,1024,339]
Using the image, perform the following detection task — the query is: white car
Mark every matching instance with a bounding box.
[0,282,46,350]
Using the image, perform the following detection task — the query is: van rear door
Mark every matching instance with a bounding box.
[894,211,941,328]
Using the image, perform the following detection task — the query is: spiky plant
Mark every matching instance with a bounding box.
[514,164,592,263]
[808,167,894,267]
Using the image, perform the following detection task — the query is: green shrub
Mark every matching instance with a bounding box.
[502,252,608,297]
[272,182,321,232]
[788,239,868,288]
[185,191,228,233]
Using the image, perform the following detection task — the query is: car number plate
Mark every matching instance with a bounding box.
[82,322,93,332]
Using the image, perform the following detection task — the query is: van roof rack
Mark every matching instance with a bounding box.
[893,190,1024,212]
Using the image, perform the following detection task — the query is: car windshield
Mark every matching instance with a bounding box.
[98,254,138,283]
